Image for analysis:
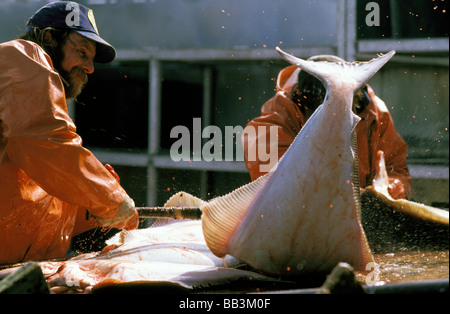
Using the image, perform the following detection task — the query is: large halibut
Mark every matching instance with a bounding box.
[201,48,396,276]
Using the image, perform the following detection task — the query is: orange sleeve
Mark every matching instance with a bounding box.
[356,86,412,199]
[1,40,125,219]
[372,98,412,199]
[243,66,307,181]
[243,92,306,180]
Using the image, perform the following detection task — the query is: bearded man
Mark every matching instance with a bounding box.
[0,1,138,264]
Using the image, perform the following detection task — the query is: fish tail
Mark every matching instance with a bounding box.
[276,47,395,93]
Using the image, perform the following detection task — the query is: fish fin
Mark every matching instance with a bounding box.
[371,150,392,198]
[351,129,363,222]
[105,226,168,246]
[367,151,449,225]
[151,192,207,226]
[150,218,182,228]
[105,229,144,246]
[351,130,375,269]
[358,236,375,271]
[201,172,273,257]
[104,231,125,246]
[276,47,395,92]
[100,244,121,253]
[164,191,207,207]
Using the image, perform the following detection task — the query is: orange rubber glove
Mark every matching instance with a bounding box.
[96,164,139,230]
[387,178,406,200]
[96,194,139,230]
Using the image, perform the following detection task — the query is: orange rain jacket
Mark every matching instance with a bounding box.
[243,65,412,199]
[0,40,128,264]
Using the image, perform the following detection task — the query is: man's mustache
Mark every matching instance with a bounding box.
[69,66,88,85]
[58,66,89,99]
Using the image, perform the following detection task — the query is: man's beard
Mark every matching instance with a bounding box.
[58,66,88,100]
[50,46,88,100]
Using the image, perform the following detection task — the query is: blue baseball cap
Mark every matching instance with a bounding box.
[27,1,116,63]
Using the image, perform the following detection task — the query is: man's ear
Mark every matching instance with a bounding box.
[42,30,57,48]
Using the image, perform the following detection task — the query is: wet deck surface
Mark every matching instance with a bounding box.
[370,250,449,284]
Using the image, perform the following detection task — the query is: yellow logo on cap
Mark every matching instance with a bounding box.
[88,9,99,34]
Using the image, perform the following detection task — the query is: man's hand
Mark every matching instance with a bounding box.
[96,164,139,230]
[387,178,406,200]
